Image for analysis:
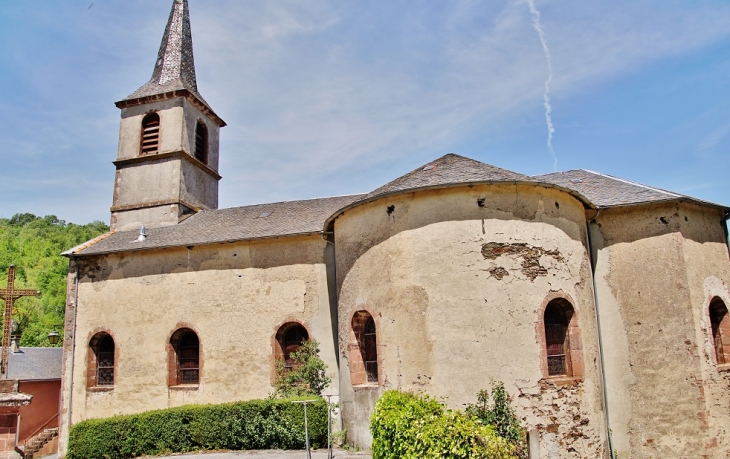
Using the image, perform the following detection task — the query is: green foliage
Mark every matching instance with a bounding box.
[465,382,528,459]
[274,339,331,398]
[67,397,328,459]
[0,213,108,346]
[370,390,518,459]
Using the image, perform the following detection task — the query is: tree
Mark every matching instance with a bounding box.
[0,213,109,346]
[465,381,527,459]
[273,339,331,398]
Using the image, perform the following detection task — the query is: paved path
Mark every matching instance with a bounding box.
[144,450,371,459]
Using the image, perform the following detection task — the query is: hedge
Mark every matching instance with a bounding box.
[68,397,327,459]
[370,390,518,459]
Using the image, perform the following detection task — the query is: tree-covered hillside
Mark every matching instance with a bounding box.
[0,214,108,347]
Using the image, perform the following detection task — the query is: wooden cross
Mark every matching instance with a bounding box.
[0,265,40,376]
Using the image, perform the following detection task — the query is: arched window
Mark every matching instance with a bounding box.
[194,121,208,164]
[169,328,200,385]
[88,332,114,387]
[350,311,378,385]
[710,298,729,365]
[140,113,160,155]
[542,298,581,378]
[275,323,309,371]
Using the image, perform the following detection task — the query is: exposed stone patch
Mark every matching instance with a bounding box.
[481,242,564,281]
[517,380,602,458]
[488,266,509,280]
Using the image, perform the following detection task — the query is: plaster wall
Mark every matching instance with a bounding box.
[118,100,185,160]
[180,159,218,210]
[334,184,606,457]
[593,202,730,458]
[112,159,181,208]
[17,380,61,443]
[117,98,220,169]
[112,203,181,230]
[58,235,339,455]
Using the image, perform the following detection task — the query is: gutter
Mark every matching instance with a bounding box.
[585,209,615,459]
[322,179,596,232]
[320,229,344,431]
[724,212,730,259]
[63,256,80,451]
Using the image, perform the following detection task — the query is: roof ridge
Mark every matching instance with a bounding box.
[199,193,368,213]
[580,169,683,198]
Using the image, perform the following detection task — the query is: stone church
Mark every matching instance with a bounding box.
[58,1,730,457]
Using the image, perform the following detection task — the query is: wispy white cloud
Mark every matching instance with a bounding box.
[526,0,556,170]
[2,0,730,221]
[697,121,730,150]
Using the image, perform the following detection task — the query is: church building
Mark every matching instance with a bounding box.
[58,1,730,458]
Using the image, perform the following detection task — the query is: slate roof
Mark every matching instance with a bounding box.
[66,155,728,257]
[534,169,725,209]
[7,348,62,381]
[121,0,216,118]
[364,153,532,201]
[66,194,364,256]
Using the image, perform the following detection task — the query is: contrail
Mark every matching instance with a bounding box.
[527,0,557,170]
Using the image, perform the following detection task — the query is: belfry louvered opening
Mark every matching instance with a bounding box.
[194,121,208,164]
[140,113,161,155]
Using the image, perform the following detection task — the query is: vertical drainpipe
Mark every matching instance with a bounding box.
[64,256,80,449]
[321,229,343,431]
[585,210,616,459]
[723,211,730,256]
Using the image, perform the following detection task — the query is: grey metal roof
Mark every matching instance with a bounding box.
[67,194,364,256]
[364,153,532,201]
[122,0,210,110]
[7,348,62,381]
[533,169,726,209]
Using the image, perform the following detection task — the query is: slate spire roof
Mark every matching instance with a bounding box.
[122,0,208,107]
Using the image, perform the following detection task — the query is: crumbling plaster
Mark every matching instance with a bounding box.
[334,184,606,456]
[593,202,730,458]
[58,235,339,455]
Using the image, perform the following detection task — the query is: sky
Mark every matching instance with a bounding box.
[1,0,729,225]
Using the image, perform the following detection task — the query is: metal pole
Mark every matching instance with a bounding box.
[304,403,311,459]
[291,400,317,459]
[323,394,334,459]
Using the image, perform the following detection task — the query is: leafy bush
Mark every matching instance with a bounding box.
[370,390,517,459]
[67,397,327,459]
[465,381,527,458]
[274,339,331,398]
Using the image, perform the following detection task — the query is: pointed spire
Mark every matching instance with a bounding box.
[124,0,203,103]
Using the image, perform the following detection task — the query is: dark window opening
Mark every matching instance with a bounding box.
[194,121,208,164]
[141,113,160,155]
[351,310,378,384]
[96,335,115,386]
[710,298,729,365]
[173,330,200,385]
[544,300,573,377]
[363,317,378,382]
[278,324,309,371]
[88,332,114,388]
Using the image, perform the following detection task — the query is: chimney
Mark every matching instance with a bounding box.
[11,336,21,354]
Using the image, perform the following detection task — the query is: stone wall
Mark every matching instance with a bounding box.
[58,235,339,456]
[593,202,730,458]
[334,183,607,457]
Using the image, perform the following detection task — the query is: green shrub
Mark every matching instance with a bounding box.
[67,397,327,459]
[370,390,517,459]
[465,381,527,458]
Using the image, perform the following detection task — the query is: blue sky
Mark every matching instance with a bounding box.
[1,0,729,224]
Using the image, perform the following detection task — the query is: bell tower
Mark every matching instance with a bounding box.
[111,0,226,230]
